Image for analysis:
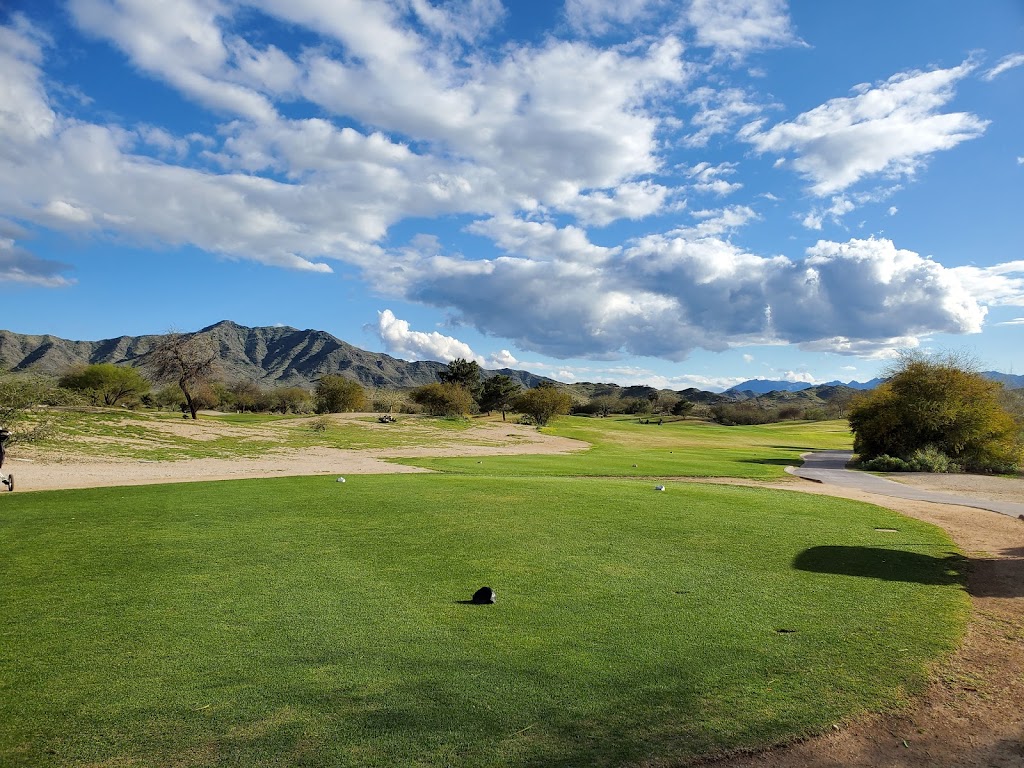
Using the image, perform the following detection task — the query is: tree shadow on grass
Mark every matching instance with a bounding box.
[794,546,1024,598]
[793,546,967,588]
[739,458,798,467]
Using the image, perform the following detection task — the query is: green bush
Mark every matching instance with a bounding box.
[858,454,913,472]
[907,445,961,474]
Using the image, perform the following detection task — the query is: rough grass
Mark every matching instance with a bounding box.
[30,409,477,461]
[0,474,967,767]
[397,415,853,479]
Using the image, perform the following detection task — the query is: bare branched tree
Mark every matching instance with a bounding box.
[148,331,220,420]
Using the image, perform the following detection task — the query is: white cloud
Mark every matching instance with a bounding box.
[888,206,898,216]
[742,354,754,363]
[683,86,764,147]
[682,161,743,196]
[983,53,1024,81]
[564,0,667,36]
[742,62,988,194]
[487,349,519,368]
[686,0,801,58]
[801,196,855,230]
[950,261,1024,307]
[995,317,1024,326]
[375,309,482,363]
[68,0,278,122]
[385,222,997,360]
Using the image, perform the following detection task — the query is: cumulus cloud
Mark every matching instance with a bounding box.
[983,53,1024,81]
[742,62,988,194]
[382,220,996,360]
[487,349,519,368]
[375,309,482,363]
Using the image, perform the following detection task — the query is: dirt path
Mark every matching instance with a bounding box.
[2,434,1021,766]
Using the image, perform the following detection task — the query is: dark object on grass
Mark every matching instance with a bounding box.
[471,586,495,604]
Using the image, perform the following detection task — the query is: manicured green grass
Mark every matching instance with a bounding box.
[397,416,854,479]
[0,475,967,767]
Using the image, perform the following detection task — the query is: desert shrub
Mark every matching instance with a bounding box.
[671,399,695,418]
[513,385,573,427]
[410,383,474,417]
[271,386,313,414]
[315,376,366,413]
[308,415,331,433]
[711,402,779,426]
[777,406,804,420]
[907,445,961,474]
[858,455,913,472]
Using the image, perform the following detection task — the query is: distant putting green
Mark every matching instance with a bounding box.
[0,474,966,767]
[396,416,853,478]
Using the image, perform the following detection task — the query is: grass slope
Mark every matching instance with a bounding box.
[397,416,853,479]
[0,474,966,767]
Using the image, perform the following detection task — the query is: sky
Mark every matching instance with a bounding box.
[0,0,1022,392]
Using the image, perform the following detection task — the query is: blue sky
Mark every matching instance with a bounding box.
[1,0,1022,391]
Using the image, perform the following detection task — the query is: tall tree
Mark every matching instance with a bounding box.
[148,332,220,420]
[59,363,150,406]
[438,358,482,401]
[479,375,521,420]
[513,385,573,427]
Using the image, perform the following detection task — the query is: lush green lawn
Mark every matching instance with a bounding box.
[397,416,853,479]
[0,474,966,767]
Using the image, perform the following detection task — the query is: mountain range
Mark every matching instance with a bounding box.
[0,320,552,390]
[1,321,1021,395]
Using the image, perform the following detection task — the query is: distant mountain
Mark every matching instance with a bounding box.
[822,378,885,390]
[0,321,554,390]
[983,371,1024,390]
[725,379,815,394]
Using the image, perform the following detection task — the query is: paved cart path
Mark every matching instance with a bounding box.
[787,450,1024,518]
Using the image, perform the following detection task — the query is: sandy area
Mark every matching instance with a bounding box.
[2,418,587,492]
[1,423,1021,767]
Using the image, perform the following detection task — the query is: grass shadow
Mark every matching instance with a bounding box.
[739,458,798,466]
[793,546,966,587]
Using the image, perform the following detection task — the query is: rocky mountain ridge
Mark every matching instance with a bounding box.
[0,321,552,390]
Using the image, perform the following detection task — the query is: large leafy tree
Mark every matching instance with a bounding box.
[479,375,521,421]
[513,384,573,427]
[148,332,220,420]
[59,363,150,406]
[848,352,1021,473]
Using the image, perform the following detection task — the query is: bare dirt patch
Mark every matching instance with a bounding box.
[881,472,1023,505]
[5,419,586,492]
